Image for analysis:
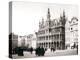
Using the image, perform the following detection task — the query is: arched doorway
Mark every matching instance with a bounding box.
[57,42,59,49]
[46,43,48,48]
[51,42,53,47]
[49,42,50,48]
[54,42,56,49]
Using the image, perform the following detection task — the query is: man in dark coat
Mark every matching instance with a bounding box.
[40,47,45,56]
[35,47,41,56]
[18,47,24,56]
[30,47,33,54]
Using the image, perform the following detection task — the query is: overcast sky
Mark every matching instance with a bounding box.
[12,1,78,36]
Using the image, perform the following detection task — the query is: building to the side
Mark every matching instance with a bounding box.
[18,35,27,47]
[69,17,78,48]
[9,33,18,54]
[35,8,66,50]
[10,33,18,49]
[27,34,36,48]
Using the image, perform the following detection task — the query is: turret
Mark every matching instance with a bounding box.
[47,8,51,21]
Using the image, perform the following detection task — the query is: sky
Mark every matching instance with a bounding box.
[12,1,78,36]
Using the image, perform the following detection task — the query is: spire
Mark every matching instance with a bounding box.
[47,8,51,20]
[63,10,65,17]
[62,10,66,24]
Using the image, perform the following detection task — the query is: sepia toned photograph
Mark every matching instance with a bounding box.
[9,1,78,59]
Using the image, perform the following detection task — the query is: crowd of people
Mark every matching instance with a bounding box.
[12,46,55,56]
[27,46,55,56]
[35,46,45,56]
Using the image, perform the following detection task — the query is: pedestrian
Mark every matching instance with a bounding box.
[35,47,41,56]
[35,47,38,56]
[18,47,24,56]
[40,47,45,56]
[30,47,33,54]
[38,47,41,56]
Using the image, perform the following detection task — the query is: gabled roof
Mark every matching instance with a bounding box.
[69,17,78,24]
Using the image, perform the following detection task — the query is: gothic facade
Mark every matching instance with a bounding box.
[35,8,66,50]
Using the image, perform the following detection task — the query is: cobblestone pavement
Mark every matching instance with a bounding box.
[12,49,78,59]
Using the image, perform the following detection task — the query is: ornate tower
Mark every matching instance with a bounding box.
[59,10,66,49]
[46,8,51,28]
[63,10,66,25]
[47,8,51,20]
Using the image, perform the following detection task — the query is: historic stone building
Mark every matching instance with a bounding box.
[9,33,18,54]
[35,8,66,50]
[18,35,27,47]
[9,33,18,49]
[65,17,78,49]
[69,17,78,48]
[27,34,36,48]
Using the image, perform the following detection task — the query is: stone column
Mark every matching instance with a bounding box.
[58,30,60,49]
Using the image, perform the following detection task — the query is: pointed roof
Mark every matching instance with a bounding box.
[63,10,65,17]
[47,8,51,20]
